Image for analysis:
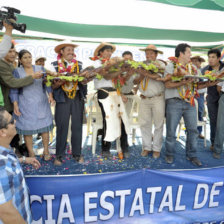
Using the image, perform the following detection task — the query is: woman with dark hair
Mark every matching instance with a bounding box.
[10,49,54,160]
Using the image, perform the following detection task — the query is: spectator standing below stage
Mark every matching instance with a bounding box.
[10,50,54,160]
[51,41,87,166]
[0,106,40,224]
[201,49,224,151]
[191,56,206,139]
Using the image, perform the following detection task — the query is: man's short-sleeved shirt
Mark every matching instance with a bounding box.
[0,146,32,224]
[164,62,181,99]
[164,62,198,100]
[218,81,224,92]
[139,60,165,97]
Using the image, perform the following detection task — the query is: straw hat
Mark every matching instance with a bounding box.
[35,56,46,62]
[94,42,116,57]
[191,56,205,63]
[54,40,79,54]
[139,44,163,54]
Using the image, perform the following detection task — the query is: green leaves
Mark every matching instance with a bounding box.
[96,74,103,80]
[126,60,159,73]
[171,76,183,82]
[45,75,85,86]
[201,74,217,81]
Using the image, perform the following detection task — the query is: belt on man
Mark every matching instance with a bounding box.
[98,87,116,93]
[123,91,134,96]
[140,93,163,99]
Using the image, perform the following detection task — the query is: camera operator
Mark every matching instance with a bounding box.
[0,20,13,59]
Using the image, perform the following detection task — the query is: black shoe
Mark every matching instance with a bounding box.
[212,152,221,159]
[210,144,214,151]
[123,152,130,159]
[165,155,174,164]
[187,157,202,166]
[102,151,112,159]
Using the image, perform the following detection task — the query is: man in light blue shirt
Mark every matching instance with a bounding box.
[0,106,33,223]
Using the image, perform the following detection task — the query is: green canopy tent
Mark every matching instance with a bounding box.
[2,0,224,51]
[140,0,224,11]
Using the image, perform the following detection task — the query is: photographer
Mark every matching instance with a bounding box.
[0,21,13,59]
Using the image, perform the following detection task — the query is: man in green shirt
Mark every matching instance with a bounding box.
[0,44,42,112]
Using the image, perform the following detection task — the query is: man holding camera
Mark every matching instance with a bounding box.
[0,21,13,59]
[0,21,13,107]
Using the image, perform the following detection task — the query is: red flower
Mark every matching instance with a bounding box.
[168,57,178,63]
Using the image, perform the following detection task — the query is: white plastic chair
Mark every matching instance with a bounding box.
[127,95,141,144]
[86,92,97,136]
[91,94,103,154]
[177,99,207,147]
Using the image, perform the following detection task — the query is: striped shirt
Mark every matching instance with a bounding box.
[0,146,32,224]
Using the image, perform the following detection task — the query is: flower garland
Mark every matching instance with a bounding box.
[90,56,123,95]
[140,78,149,91]
[89,56,108,64]
[57,54,79,99]
[169,57,199,106]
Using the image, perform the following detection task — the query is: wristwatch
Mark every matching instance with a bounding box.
[22,156,26,163]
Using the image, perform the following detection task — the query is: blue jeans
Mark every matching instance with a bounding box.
[214,94,224,154]
[197,93,205,134]
[165,98,198,158]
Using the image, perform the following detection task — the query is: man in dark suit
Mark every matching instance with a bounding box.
[51,41,87,166]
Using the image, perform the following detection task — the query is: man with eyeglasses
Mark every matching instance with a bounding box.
[0,106,40,223]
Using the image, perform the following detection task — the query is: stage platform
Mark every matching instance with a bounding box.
[24,125,224,224]
[22,125,224,175]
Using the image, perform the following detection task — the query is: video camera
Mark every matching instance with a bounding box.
[0,6,26,33]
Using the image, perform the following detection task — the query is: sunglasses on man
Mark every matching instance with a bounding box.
[0,117,15,129]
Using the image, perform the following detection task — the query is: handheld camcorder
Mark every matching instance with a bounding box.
[0,6,26,33]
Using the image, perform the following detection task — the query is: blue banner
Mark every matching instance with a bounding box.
[26,167,224,224]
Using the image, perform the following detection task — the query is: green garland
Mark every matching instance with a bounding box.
[45,75,84,87]
[126,60,160,73]
[45,60,163,87]
[171,75,224,82]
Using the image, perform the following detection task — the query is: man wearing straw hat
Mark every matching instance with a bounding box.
[51,41,87,166]
[90,42,130,159]
[135,44,166,159]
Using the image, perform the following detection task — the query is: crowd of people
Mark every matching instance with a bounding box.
[1,34,224,167]
[0,21,224,223]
